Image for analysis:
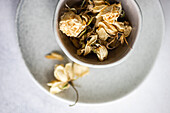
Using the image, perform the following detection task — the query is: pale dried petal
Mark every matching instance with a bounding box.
[87,0,93,5]
[98,21,117,35]
[45,52,64,61]
[119,33,125,44]
[93,0,105,5]
[113,22,132,37]
[124,26,132,37]
[54,65,68,82]
[92,5,107,13]
[73,63,89,77]
[95,45,108,61]
[87,4,93,11]
[65,63,74,80]
[84,45,92,56]
[96,27,110,40]
[49,86,63,94]
[47,80,60,87]
[97,4,122,24]
[82,35,98,56]
[47,81,70,94]
[113,22,125,32]
[59,11,86,37]
[82,14,89,23]
[87,35,98,45]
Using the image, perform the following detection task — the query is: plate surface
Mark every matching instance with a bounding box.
[16,0,164,104]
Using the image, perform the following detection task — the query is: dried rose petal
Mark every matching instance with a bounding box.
[97,21,117,35]
[65,63,74,80]
[59,11,86,37]
[73,63,89,77]
[96,27,110,40]
[95,45,108,61]
[45,52,64,61]
[54,65,68,82]
[47,81,70,94]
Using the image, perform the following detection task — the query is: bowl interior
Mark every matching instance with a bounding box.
[55,0,141,66]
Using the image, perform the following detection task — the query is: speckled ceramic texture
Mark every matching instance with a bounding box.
[16,0,164,105]
[54,0,142,68]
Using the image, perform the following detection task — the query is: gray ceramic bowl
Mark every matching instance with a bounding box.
[54,0,142,68]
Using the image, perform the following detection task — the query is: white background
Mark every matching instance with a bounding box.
[0,0,170,113]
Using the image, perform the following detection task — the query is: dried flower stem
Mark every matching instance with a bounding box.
[69,81,79,107]
[123,36,132,49]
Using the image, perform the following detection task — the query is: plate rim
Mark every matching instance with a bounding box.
[15,0,165,106]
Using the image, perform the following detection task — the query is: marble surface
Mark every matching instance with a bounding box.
[0,0,170,113]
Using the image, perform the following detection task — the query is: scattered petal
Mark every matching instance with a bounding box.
[45,52,64,61]
[73,63,89,77]
[65,63,74,80]
[47,81,70,94]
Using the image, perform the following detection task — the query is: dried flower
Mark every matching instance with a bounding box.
[97,3,122,24]
[47,63,89,94]
[59,11,86,37]
[47,62,89,106]
[94,45,108,61]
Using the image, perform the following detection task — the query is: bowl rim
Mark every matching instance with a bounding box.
[53,0,143,68]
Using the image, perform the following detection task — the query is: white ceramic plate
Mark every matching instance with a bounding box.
[16,0,165,105]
